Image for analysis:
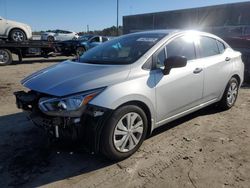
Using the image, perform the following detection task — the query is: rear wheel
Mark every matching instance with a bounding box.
[219,77,239,110]
[9,29,27,42]
[101,105,148,160]
[0,49,12,65]
[47,36,55,42]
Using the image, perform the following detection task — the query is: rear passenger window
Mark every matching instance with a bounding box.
[199,37,220,57]
[166,36,196,61]
[217,40,226,54]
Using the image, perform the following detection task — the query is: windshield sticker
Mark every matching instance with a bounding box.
[137,38,158,42]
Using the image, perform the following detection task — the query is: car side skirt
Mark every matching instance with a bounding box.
[154,98,218,129]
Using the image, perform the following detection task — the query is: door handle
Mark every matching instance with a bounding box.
[225,57,231,61]
[193,68,203,74]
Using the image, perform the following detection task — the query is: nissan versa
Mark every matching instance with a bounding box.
[14,30,244,160]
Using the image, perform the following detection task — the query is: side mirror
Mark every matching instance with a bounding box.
[162,56,187,75]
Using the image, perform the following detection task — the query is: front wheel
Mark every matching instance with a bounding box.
[47,36,55,42]
[219,77,239,110]
[0,49,12,65]
[101,105,148,161]
[9,29,27,42]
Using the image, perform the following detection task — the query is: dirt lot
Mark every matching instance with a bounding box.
[0,56,250,188]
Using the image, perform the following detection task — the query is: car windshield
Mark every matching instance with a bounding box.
[79,33,167,64]
[46,30,58,33]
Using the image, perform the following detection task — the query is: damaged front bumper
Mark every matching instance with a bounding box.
[14,90,113,153]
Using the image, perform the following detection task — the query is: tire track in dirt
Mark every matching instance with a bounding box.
[79,121,200,188]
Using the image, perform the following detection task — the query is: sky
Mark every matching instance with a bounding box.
[0,0,249,32]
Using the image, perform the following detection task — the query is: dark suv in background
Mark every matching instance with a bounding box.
[58,35,110,56]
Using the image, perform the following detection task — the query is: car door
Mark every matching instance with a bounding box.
[55,30,64,41]
[198,36,233,102]
[154,35,204,125]
[0,17,6,36]
[64,31,73,40]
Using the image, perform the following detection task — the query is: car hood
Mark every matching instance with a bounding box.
[6,19,29,28]
[22,60,130,97]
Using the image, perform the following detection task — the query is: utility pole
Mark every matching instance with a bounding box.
[87,25,89,33]
[116,0,119,36]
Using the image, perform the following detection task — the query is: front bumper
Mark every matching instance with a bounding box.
[14,90,113,153]
[26,28,33,39]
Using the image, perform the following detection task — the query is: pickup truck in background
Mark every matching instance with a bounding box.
[58,35,111,56]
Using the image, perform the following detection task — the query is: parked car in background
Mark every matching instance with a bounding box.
[0,16,32,42]
[41,30,79,41]
[58,35,110,56]
[14,30,244,160]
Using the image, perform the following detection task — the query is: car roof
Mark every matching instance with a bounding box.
[134,29,179,35]
[132,29,226,42]
[131,29,222,36]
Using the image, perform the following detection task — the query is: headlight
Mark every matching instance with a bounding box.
[38,88,104,117]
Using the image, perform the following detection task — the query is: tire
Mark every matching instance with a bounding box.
[0,49,12,65]
[47,36,55,42]
[9,29,27,42]
[101,105,148,161]
[76,46,86,56]
[219,77,239,110]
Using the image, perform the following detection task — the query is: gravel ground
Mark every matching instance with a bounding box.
[0,56,249,188]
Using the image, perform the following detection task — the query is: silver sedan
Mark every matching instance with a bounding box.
[15,30,244,160]
[41,29,79,41]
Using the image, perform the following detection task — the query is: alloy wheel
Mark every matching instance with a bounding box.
[12,31,25,42]
[0,50,10,64]
[113,112,144,152]
[227,82,238,106]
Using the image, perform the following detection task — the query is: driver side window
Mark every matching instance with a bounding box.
[155,35,196,68]
[166,36,196,61]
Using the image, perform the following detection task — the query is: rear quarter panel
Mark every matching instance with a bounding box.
[231,50,245,86]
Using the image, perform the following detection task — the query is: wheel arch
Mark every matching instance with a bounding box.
[8,27,27,38]
[219,73,242,101]
[231,74,241,85]
[115,100,153,137]
[81,44,88,50]
[77,45,86,51]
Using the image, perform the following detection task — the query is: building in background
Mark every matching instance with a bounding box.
[123,1,250,35]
